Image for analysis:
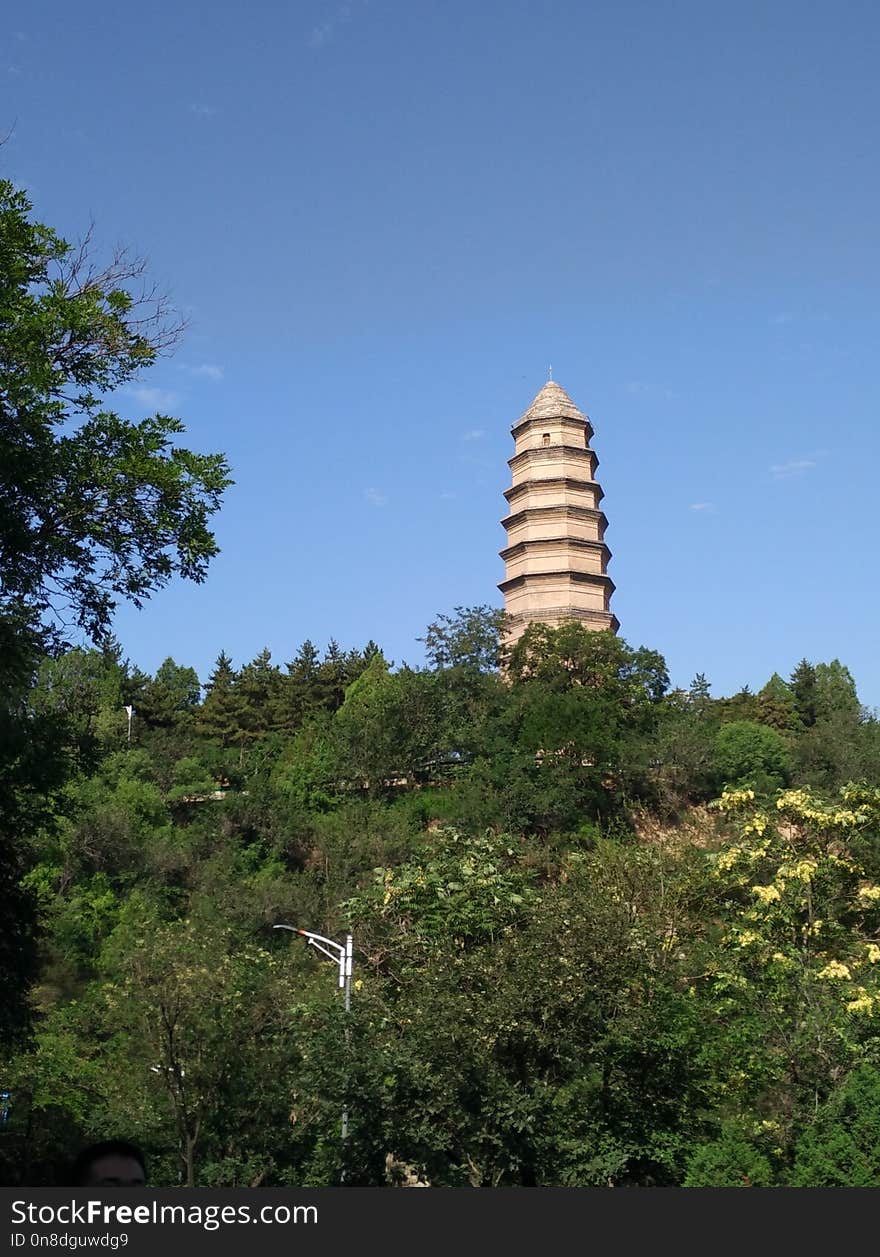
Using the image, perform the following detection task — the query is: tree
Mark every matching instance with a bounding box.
[198,651,240,748]
[0,179,230,1048]
[235,648,284,758]
[755,673,799,733]
[420,605,505,673]
[792,1067,880,1186]
[278,640,322,731]
[30,645,128,768]
[331,656,445,791]
[506,622,669,710]
[100,915,295,1187]
[711,720,791,792]
[687,673,712,717]
[339,830,711,1185]
[0,179,231,645]
[649,690,721,811]
[814,661,860,725]
[792,661,865,790]
[480,624,670,831]
[790,660,818,728]
[684,1124,775,1187]
[136,657,201,729]
[700,783,880,1155]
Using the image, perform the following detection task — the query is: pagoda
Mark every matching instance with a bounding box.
[499,379,618,645]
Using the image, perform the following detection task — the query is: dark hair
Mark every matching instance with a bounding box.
[72,1140,147,1186]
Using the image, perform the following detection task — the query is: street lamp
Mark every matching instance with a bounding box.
[274,925,354,1158]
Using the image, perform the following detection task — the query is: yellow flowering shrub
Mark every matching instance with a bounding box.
[706,781,880,1024]
[817,961,851,981]
[845,990,875,1015]
[751,884,781,905]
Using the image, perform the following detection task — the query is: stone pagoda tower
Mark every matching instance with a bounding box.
[499,379,618,646]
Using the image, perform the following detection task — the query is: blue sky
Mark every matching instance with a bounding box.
[4,1,880,705]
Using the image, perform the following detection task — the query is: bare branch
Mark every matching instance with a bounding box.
[53,233,189,358]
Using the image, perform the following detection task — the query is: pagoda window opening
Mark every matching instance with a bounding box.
[542,432,551,446]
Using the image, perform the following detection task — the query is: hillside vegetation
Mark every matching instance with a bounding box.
[3,612,880,1187]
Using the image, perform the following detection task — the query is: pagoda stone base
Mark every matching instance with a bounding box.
[503,606,619,649]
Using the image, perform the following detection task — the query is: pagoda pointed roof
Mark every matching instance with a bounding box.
[515,380,586,427]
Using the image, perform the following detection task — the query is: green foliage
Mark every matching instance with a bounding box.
[0,179,231,643]
[506,621,669,708]
[698,784,880,1156]
[0,178,230,1049]
[343,828,538,959]
[165,756,217,805]
[711,720,791,792]
[135,658,202,729]
[331,660,448,792]
[790,659,818,728]
[792,1067,880,1186]
[684,1124,775,1187]
[198,651,239,747]
[755,673,799,733]
[5,605,880,1186]
[420,605,505,672]
[30,646,128,767]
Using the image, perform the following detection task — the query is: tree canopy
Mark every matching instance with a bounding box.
[0,178,231,645]
[0,179,230,1049]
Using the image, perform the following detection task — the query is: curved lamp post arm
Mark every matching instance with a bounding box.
[273,924,349,984]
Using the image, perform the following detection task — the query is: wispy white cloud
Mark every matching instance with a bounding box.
[127,386,179,410]
[770,458,816,481]
[461,429,485,442]
[689,502,715,512]
[189,363,224,381]
[458,452,494,471]
[309,0,358,48]
[770,312,794,326]
[364,487,387,508]
[439,490,457,501]
[189,103,218,118]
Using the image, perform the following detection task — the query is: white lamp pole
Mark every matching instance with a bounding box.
[274,925,354,1158]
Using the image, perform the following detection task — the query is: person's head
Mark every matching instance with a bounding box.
[72,1140,147,1187]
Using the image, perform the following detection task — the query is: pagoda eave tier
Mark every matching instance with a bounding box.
[501,503,608,531]
[511,413,595,442]
[498,537,612,564]
[504,476,605,505]
[498,569,616,596]
[504,606,621,634]
[508,445,599,474]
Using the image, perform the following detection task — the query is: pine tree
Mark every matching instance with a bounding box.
[198,651,240,748]
[790,659,818,728]
[688,673,712,718]
[236,648,284,750]
[756,672,798,733]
